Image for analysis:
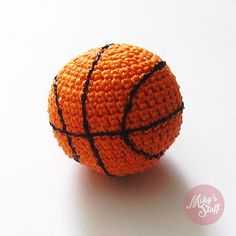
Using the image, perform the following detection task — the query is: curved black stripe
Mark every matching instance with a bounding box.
[53,76,80,162]
[129,102,184,133]
[122,139,165,159]
[121,61,166,132]
[121,60,172,159]
[81,44,114,176]
[49,102,184,138]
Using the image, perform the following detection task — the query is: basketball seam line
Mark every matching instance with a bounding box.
[53,76,80,162]
[81,44,114,176]
[121,104,183,158]
[50,102,184,138]
[121,60,175,158]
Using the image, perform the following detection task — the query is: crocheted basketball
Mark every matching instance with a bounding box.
[48,43,184,177]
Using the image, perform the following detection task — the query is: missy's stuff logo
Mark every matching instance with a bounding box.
[184,184,224,225]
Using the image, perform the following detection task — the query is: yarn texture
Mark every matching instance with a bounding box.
[48,43,184,176]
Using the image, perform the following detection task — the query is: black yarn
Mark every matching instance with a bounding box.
[53,76,80,162]
[81,44,114,176]
[120,60,183,158]
[50,102,184,139]
[121,61,166,132]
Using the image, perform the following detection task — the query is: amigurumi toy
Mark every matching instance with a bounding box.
[48,43,184,177]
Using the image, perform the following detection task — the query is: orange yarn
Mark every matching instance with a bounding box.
[48,43,184,176]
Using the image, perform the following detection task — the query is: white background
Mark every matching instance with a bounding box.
[0,0,235,235]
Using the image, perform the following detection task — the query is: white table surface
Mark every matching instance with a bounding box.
[0,0,235,235]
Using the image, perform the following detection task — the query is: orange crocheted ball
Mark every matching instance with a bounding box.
[48,43,184,177]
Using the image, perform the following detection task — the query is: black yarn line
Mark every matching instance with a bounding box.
[53,77,66,130]
[121,60,166,132]
[130,102,184,133]
[121,60,172,159]
[81,44,114,176]
[49,102,184,138]
[50,122,119,137]
[122,136,165,159]
[53,76,80,162]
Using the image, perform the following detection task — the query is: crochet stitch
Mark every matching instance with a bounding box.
[48,43,184,176]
